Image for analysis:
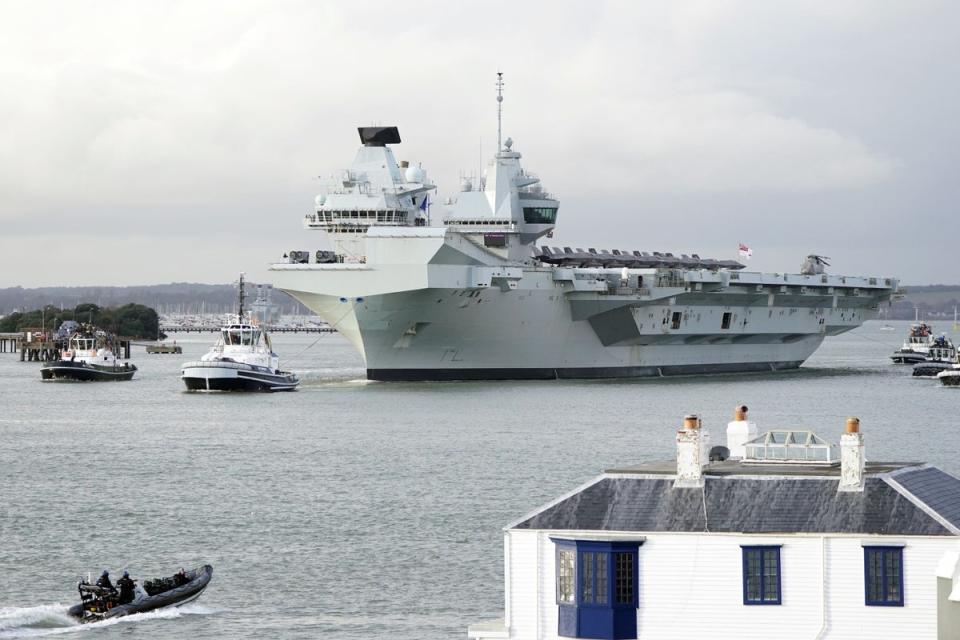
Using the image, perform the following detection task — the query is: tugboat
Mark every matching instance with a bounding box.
[40,331,137,381]
[181,274,299,392]
[68,565,212,623]
[890,323,938,364]
[912,338,958,377]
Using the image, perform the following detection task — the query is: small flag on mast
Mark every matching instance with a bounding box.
[738,243,753,260]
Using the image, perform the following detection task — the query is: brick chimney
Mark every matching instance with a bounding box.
[726,404,757,459]
[675,414,707,488]
[838,417,865,492]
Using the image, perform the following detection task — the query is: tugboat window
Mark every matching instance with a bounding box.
[721,312,732,330]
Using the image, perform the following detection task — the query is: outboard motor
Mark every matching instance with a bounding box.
[800,254,830,275]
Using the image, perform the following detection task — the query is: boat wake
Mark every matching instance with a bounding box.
[0,603,217,638]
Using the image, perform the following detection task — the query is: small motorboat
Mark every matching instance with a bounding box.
[67,565,212,623]
[41,332,137,381]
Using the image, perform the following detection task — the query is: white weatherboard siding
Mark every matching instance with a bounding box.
[824,538,938,639]
[507,530,541,639]
[501,531,950,640]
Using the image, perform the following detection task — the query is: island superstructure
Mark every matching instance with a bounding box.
[270,75,898,381]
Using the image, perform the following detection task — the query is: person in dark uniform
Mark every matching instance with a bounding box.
[96,570,115,593]
[117,571,136,604]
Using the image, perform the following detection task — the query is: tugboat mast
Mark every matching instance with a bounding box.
[237,273,246,321]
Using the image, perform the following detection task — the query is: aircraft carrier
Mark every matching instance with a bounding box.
[270,75,897,381]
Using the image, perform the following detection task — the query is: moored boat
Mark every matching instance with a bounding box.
[181,275,299,392]
[67,565,212,623]
[40,332,137,381]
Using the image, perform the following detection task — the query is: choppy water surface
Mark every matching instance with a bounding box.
[1,321,958,638]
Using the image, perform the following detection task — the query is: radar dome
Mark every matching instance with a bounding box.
[314,194,326,206]
[405,166,425,183]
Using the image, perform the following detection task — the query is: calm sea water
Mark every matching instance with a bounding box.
[1,320,959,639]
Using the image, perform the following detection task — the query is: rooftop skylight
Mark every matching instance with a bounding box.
[743,430,839,465]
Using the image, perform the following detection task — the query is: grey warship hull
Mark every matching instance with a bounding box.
[277,263,889,382]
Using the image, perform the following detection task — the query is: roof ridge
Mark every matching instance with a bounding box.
[505,474,607,531]
[883,468,960,536]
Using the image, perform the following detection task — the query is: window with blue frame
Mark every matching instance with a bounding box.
[741,546,781,605]
[552,539,641,640]
[864,546,904,606]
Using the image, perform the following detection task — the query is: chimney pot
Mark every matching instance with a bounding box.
[726,404,757,459]
[683,414,700,430]
[734,405,748,421]
[846,417,860,433]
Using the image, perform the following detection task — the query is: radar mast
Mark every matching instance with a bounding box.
[496,71,504,152]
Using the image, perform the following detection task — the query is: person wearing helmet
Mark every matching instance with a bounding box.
[117,571,136,605]
[95,570,115,594]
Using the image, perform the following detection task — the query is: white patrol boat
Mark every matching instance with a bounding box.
[181,275,299,392]
[41,332,137,381]
[890,323,942,364]
[270,74,899,381]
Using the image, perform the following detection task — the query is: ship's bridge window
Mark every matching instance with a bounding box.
[523,207,558,225]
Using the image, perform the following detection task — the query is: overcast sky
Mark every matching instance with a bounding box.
[1,0,957,287]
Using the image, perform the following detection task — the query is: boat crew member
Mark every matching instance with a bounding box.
[117,571,135,604]
[96,570,115,593]
[174,568,188,586]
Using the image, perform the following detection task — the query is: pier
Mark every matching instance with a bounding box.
[160,325,335,334]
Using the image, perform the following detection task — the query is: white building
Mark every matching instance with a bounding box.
[469,407,960,640]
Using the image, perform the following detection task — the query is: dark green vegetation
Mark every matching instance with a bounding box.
[0,303,163,339]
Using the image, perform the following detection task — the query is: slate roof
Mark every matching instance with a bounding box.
[511,464,960,536]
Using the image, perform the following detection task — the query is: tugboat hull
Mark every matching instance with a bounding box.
[41,361,137,381]
[891,350,927,364]
[938,370,960,387]
[181,362,298,392]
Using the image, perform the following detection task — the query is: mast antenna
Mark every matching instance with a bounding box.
[238,273,246,321]
[496,71,504,152]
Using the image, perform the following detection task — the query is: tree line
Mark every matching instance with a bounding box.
[0,303,163,339]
